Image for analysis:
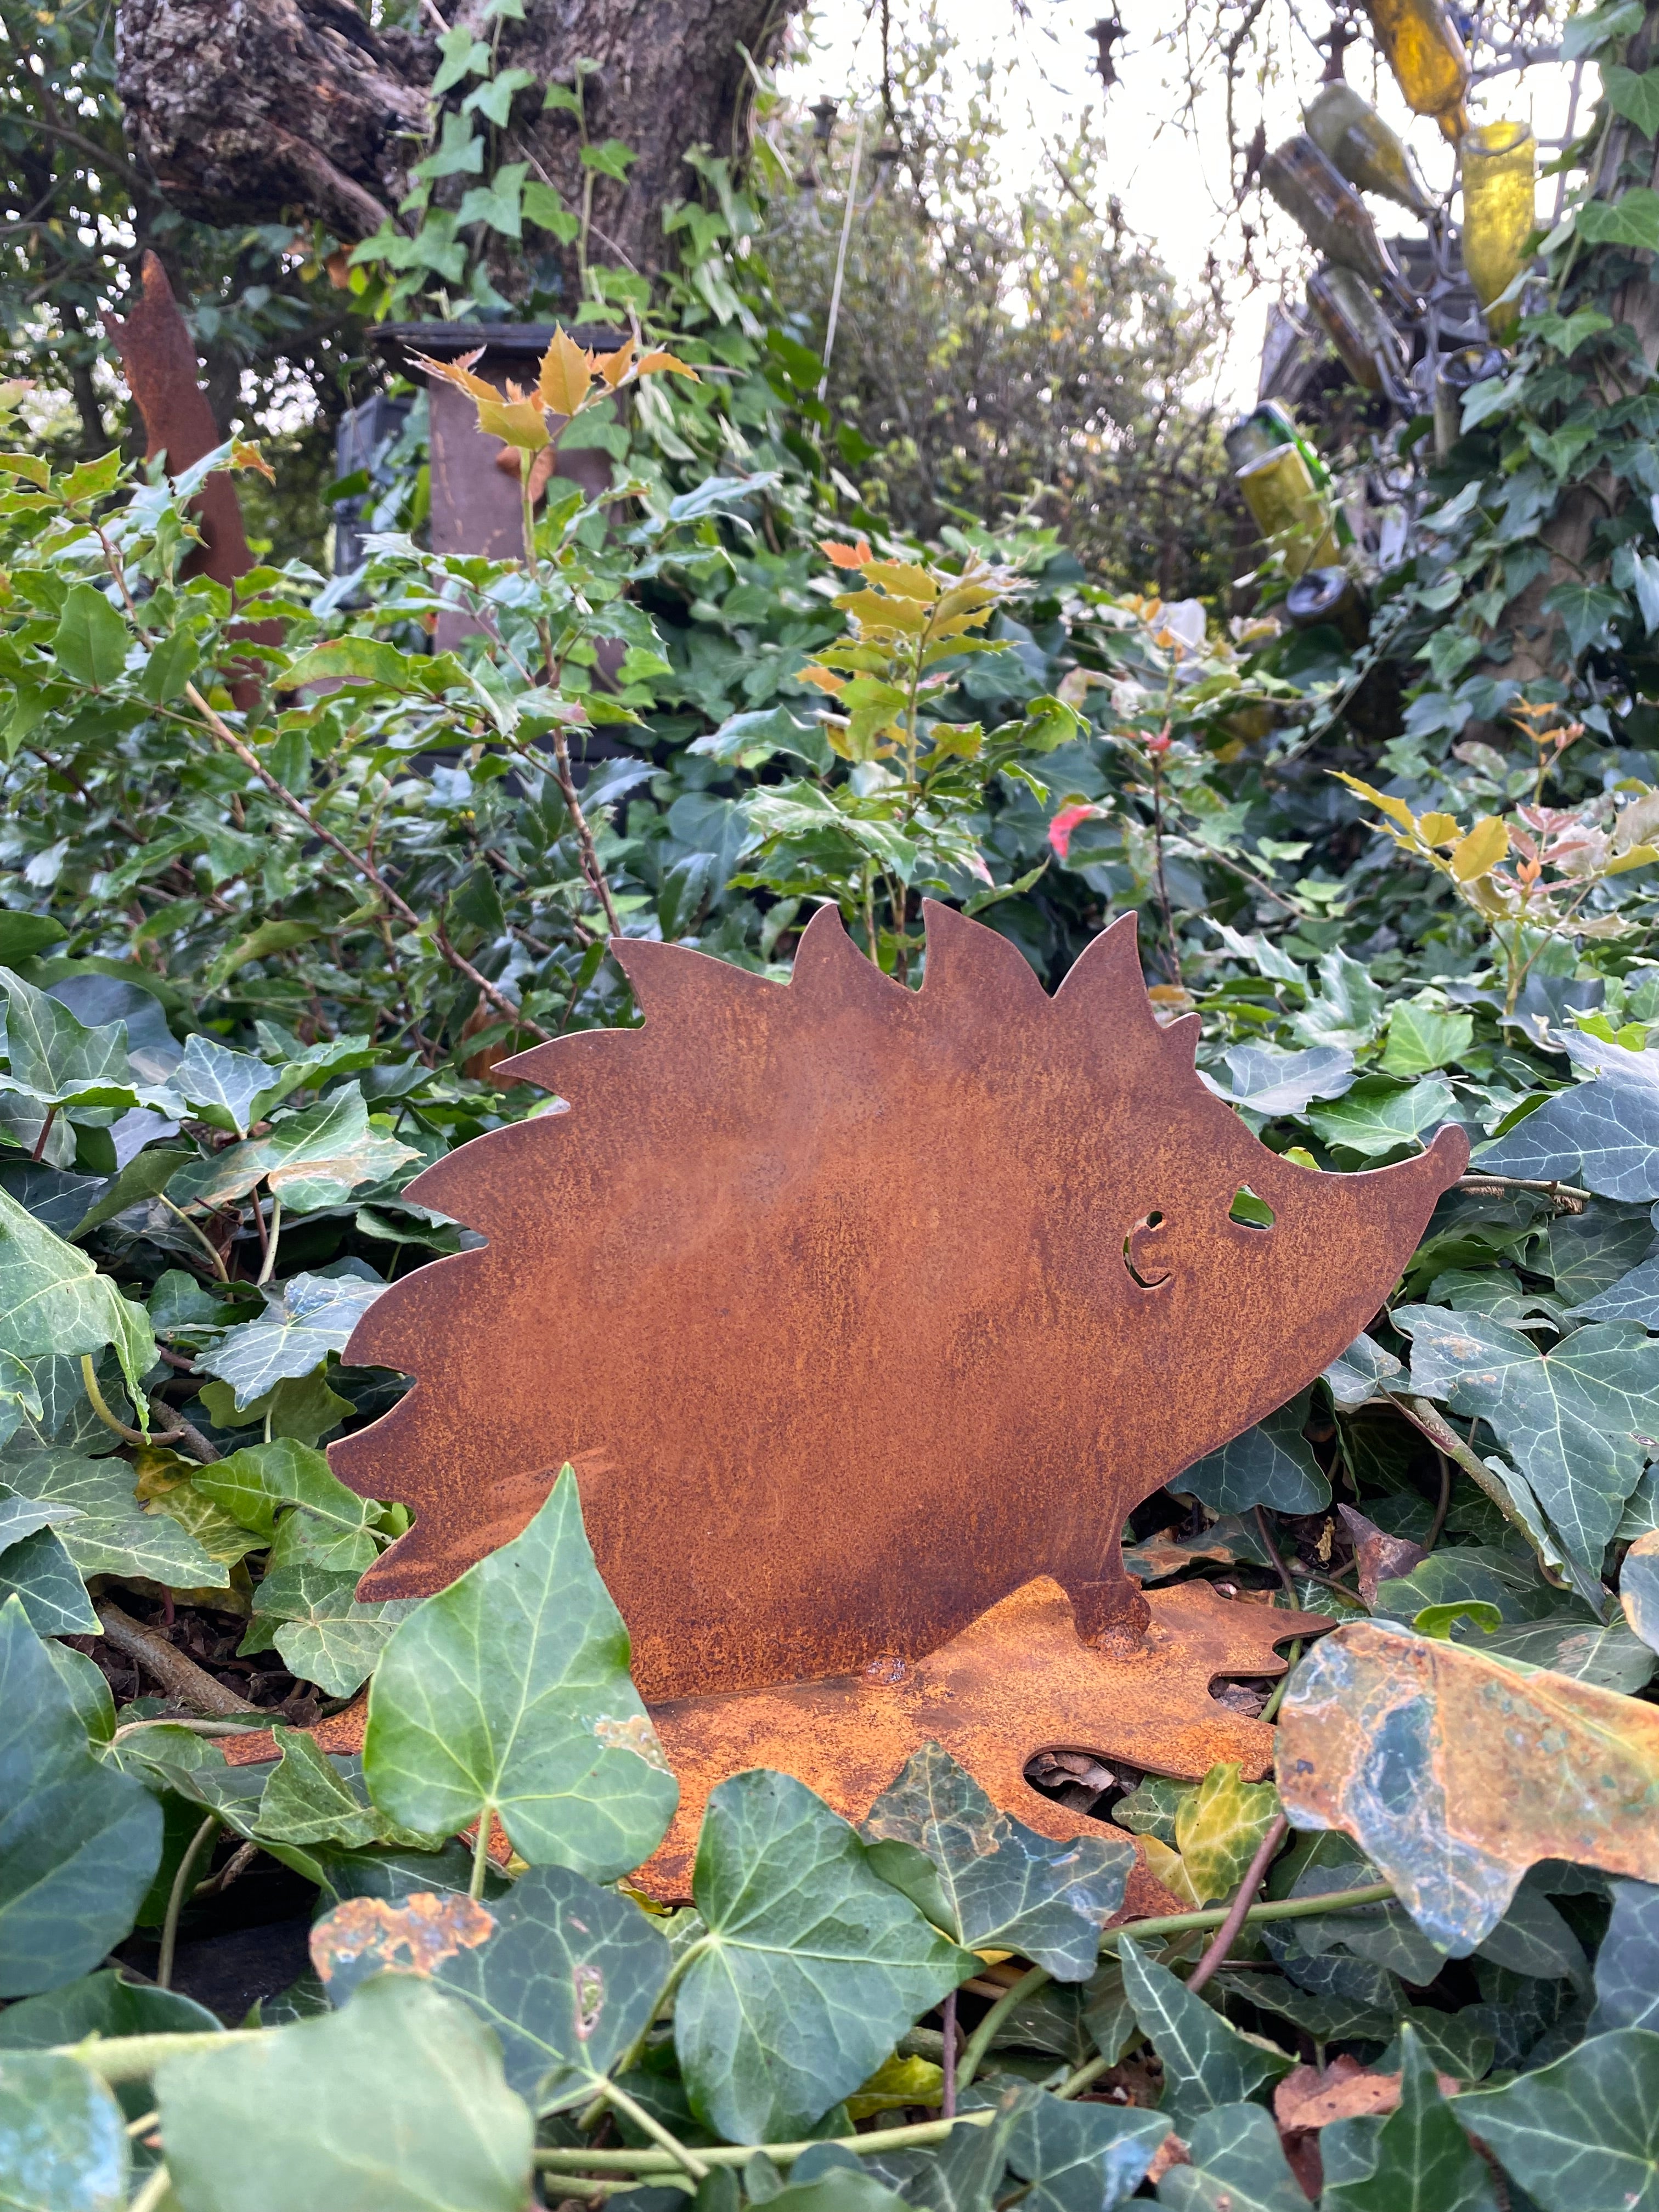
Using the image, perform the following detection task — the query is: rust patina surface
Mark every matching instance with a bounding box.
[334,899,1465,1696]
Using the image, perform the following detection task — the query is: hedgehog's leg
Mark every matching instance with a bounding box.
[1062,1567,1151,1655]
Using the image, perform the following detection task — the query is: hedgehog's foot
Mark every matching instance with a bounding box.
[1064,1573,1151,1655]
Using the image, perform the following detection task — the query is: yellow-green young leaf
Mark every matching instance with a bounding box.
[539,328,595,418]
[1606,843,1659,875]
[1172,1762,1282,1907]
[1451,815,1510,882]
[836,590,930,637]
[1416,812,1462,847]
[847,2053,945,2119]
[635,349,700,381]
[0,454,49,489]
[1333,771,1418,833]
[860,560,938,603]
[935,580,1001,622]
[476,390,550,451]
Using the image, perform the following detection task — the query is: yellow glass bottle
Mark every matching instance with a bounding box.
[1460,121,1536,337]
[1235,445,1340,578]
[1303,82,1435,218]
[1361,0,1470,138]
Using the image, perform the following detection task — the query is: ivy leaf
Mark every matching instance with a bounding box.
[1288,947,1386,1051]
[193,1437,383,1569]
[0,1595,162,1996]
[1479,1617,1655,1691]
[1180,1387,1330,1515]
[861,1742,1134,1980]
[456,162,528,238]
[1118,1939,1291,2126]
[1322,2025,1498,2209]
[1380,1005,1476,1077]
[171,1034,285,1138]
[1451,2025,1659,2210]
[363,1470,679,1878]
[1590,1882,1659,2032]
[1154,2102,1308,2211]
[1203,1042,1355,1116]
[196,1272,383,1410]
[674,1768,975,2142]
[1006,2088,1167,2212]
[1323,1333,1404,1407]
[906,2081,1031,2212]
[523,179,581,244]
[312,1863,671,2110]
[155,1975,535,2212]
[580,138,637,181]
[49,585,129,689]
[1477,1071,1659,1200]
[1397,1307,1659,1584]
[170,1084,419,1214]
[1543,580,1627,654]
[0,1523,97,1635]
[1627,1532,1659,1653]
[252,1735,437,1851]
[0,1966,220,2049]
[1173,1764,1282,1909]
[0,1186,155,1406]
[1306,1076,1458,1160]
[5,1455,226,1590]
[0,2048,130,2212]
[246,1564,414,1697]
[0,970,134,1112]
[430,24,491,94]
[1577,185,1659,248]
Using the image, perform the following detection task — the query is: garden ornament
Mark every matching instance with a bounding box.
[325,902,1467,1887]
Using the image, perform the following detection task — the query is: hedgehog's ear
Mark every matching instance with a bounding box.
[920,899,1047,1012]
[1053,911,1161,1031]
[790,900,900,1002]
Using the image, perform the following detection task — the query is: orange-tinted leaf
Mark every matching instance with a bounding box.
[596,339,636,390]
[794,665,847,696]
[229,439,276,483]
[1276,1618,1659,1950]
[407,347,497,407]
[539,328,596,419]
[310,1891,495,1984]
[820,538,873,568]
[635,349,700,381]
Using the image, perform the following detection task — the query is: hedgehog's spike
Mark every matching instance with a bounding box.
[613,935,777,1026]
[919,899,1048,1013]
[790,901,902,1002]
[1052,910,1159,1027]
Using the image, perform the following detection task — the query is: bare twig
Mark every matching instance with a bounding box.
[1254,1504,1299,1603]
[94,1602,257,1717]
[1187,1814,1289,1994]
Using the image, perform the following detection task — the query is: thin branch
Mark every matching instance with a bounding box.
[1187,1814,1289,1994]
[94,1602,257,1717]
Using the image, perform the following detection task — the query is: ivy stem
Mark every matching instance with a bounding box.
[1187,1814,1289,1994]
[589,2079,711,2182]
[1259,1639,1302,1724]
[939,1988,958,2118]
[470,1808,495,1901]
[1053,2052,1113,2101]
[955,1962,1049,2092]
[537,2111,998,2173]
[157,1816,218,1989]
[30,1105,57,1162]
[255,1196,282,1288]
[127,2164,173,2212]
[157,1194,230,1282]
[1254,1504,1299,1603]
[579,1937,711,2130]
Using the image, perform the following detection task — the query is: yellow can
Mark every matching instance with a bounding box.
[1235,445,1340,578]
[1460,121,1536,337]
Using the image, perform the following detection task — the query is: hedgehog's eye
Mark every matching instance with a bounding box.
[1229,1185,1276,1229]
[1123,1211,1170,1289]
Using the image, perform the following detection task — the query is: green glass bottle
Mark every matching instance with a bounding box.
[1303,82,1435,218]
[1306,264,1408,393]
[1262,136,1419,314]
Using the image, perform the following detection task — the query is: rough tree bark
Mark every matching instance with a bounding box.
[117,0,793,274]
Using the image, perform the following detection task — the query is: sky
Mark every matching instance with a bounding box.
[776,0,1582,412]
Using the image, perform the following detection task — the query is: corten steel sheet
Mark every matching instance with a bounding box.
[1276,1618,1659,1951]
[100,251,258,591]
[333,899,1466,1711]
[224,1576,1328,1900]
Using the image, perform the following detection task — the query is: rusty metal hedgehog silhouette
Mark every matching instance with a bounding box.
[332,901,1468,1700]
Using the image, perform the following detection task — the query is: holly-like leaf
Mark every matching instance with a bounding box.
[1306,1076,1458,1160]
[862,1742,1133,1979]
[1181,1387,1330,1515]
[196,1272,383,1410]
[156,1974,535,2212]
[1397,1307,1659,1585]
[0,2048,129,2212]
[674,1768,975,2143]
[1155,2102,1308,2211]
[0,1596,162,1996]
[1118,1938,1291,2125]
[1007,2088,1167,2212]
[1452,2025,1659,2210]
[364,1470,678,1878]
[49,585,129,690]
[313,1863,671,2111]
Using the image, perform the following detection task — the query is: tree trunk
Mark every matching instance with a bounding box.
[117,0,792,273]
